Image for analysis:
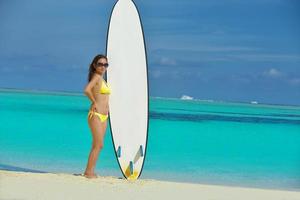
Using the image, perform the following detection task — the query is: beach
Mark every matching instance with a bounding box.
[0,170,300,200]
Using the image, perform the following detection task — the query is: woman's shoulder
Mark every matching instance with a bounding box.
[92,73,101,80]
[88,73,101,87]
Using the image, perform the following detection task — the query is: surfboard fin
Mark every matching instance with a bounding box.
[139,145,144,157]
[117,146,121,157]
[129,161,133,175]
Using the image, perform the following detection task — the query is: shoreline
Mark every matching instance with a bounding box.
[1,169,300,200]
[1,163,299,192]
[1,166,299,192]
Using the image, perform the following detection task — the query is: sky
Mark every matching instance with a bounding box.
[0,0,299,105]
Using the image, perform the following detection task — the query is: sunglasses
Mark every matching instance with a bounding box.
[96,62,109,67]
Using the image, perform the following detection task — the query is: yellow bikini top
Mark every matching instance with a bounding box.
[99,79,111,94]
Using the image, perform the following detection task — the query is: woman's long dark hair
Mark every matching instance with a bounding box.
[87,54,108,82]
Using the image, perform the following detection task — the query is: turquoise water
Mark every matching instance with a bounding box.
[0,88,300,190]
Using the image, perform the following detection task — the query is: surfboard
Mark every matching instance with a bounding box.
[105,0,149,180]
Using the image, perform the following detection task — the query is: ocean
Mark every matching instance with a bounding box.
[0,88,299,190]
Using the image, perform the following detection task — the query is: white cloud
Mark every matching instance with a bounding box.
[150,69,163,79]
[261,68,300,87]
[153,45,260,53]
[233,54,300,62]
[289,78,300,86]
[144,0,285,7]
[159,56,177,66]
[263,68,285,78]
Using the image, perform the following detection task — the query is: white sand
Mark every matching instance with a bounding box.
[0,170,299,200]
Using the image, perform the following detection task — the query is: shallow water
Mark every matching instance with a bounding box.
[0,88,299,190]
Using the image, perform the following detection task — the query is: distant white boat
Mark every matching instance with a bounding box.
[181,95,194,100]
[251,101,258,104]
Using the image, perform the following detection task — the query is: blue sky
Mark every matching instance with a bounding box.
[0,0,299,105]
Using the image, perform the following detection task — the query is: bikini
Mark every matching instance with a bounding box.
[88,79,111,122]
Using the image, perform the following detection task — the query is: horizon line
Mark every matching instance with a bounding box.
[0,87,299,108]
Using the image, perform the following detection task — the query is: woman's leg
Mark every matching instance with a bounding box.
[84,114,107,178]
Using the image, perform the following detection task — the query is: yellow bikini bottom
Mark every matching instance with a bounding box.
[88,110,108,122]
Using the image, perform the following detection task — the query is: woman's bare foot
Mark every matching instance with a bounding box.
[84,173,98,179]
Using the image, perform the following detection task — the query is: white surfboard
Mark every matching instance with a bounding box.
[105,0,149,180]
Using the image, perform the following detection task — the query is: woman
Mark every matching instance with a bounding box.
[83,54,111,178]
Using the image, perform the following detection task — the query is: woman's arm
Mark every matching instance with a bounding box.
[84,73,101,104]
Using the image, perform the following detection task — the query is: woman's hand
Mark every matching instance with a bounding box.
[90,102,100,112]
[90,103,97,111]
